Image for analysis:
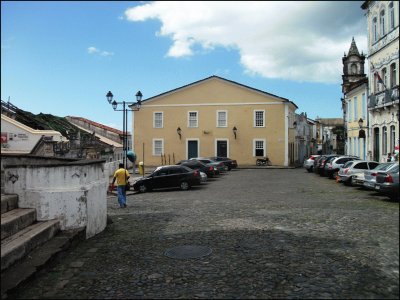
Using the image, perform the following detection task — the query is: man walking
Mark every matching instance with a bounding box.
[111,163,130,208]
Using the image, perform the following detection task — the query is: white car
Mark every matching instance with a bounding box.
[303,155,320,172]
[338,160,380,186]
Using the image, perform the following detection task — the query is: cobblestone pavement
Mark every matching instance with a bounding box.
[13,169,399,299]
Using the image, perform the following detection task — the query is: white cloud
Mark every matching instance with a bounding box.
[125,1,367,84]
[88,46,99,54]
[87,46,114,56]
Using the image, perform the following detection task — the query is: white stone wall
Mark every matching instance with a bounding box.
[3,161,107,239]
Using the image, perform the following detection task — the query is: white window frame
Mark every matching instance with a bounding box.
[389,2,395,30]
[390,125,395,152]
[216,110,228,128]
[188,111,198,128]
[380,9,386,36]
[382,126,387,155]
[373,17,378,42]
[382,67,388,88]
[390,63,396,88]
[153,111,163,128]
[152,138,164,156]
[353,96,358,121]
[254,110,265,127]
[253,139,266,157]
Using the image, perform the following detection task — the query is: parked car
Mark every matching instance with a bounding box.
[352,171,366,187]
[133,165,201,193]
[313,155,324,174]
[325,155,360,179]
[199,171,207,183]
[177,159,216,178]
[320,155,340,176]
[363,162,397,190]
[208,156,238,170]
[338,160,380,186]
[190,157,226,173]
[375,164,399,200]
[317,155,339,176]
[303,155,320,173]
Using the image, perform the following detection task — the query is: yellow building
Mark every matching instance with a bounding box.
[131,76,298,167]
[342,38,369,160]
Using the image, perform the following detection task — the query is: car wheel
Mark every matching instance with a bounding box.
[180,181,190,190]
[138,184,147,193]
[307,167,313,173]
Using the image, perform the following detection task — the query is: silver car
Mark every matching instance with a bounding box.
[303,155,320,173]
[363,162,397,190]
[325,155,359,179]
[338,160,380,186]
[375,164,399,200]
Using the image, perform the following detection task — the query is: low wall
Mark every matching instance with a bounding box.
[3,158,108,239]
[104,160,136,180]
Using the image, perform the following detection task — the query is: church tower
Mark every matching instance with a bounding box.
[342,37,367,94]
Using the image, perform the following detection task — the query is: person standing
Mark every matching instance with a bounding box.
[111,163,130,208]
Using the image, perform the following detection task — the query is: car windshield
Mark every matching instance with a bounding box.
[389,165,399,173]
[373,163,395,171]
[342,161,354,168]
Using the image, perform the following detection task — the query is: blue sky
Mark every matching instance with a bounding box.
[1,1,367,130]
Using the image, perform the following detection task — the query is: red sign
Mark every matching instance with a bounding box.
[1,132,8,144]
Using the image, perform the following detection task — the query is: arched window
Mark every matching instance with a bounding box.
[373,17,378,42]
[351,63,358,74]
[390,63,397,88]
[382,126,387,155]
[380,10,386,36]
[382,68,387,88]
[389,2,395,30]
[375,70,380,92]
[390,125,395,153]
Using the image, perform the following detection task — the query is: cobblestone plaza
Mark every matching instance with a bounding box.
[13,168,399,299]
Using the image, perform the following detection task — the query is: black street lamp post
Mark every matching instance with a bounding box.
[106,90,142,170]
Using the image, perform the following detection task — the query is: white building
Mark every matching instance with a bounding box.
[1,114,64,154]
[362,0,399,162]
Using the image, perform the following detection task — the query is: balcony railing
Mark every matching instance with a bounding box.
[368,86,399,109]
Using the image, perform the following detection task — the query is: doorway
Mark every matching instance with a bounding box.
[373,127,380,162]
[187,140,199,159]
[216,140,228,157]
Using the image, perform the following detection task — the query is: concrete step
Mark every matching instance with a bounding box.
[1,219,60,271]
[1,208,36,240]
[1,194,18,214]
[1,228,85,299]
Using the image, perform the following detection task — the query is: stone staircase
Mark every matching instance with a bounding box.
[1,190,85,298]
[1,195,61,271]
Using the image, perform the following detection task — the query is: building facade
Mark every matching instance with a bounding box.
[315,118,344,155]
[341,38,369,160]
[1,114,64,155]
[362,0,399,162]
[131,76,298,167]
